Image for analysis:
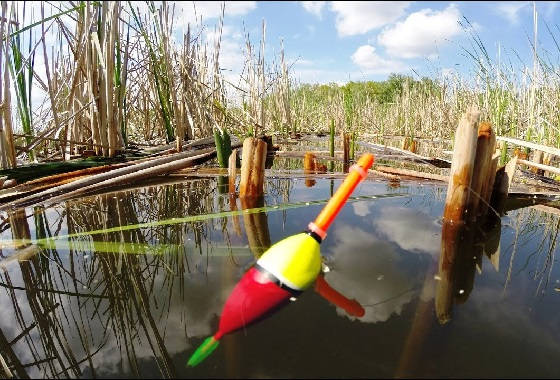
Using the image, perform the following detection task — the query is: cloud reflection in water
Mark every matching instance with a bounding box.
[323,204,439,324]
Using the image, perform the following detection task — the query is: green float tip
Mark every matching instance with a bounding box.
[187,336,220,367]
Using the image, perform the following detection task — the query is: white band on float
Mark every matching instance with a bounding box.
[308,222,327,240]
[350,164,367,180]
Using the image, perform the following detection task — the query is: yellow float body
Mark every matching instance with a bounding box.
[256,232,321,291]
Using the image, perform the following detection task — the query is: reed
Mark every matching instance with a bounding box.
[1,2,560,169]
[9,7,34,161]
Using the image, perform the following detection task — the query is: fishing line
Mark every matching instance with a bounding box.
[360,285,421,307]
[0,193,409,248]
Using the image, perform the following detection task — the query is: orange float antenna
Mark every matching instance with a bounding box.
[307,153,374,240]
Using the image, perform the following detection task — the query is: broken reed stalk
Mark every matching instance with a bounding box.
[518,158,560,176]
[442,108,481,223]
[490,156,518,216]
[342,132,350,172]
[368,168,400,181]
[375,165,448,182]
[176,122,182,153]
[543,152,552,167]
[1,2,17,168]
[401,136,410,151]
[228,149,237,194]
[3,147,217,209]
[350,131,356,160]
[480,153,499,217]
[465,122,496,221]
[239,137,267,199]
[49,150,217,204]
[0,162,130,201]
[495,135,560,159]
[409,138,417,154]
[342,132,350,163]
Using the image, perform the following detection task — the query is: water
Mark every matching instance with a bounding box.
[0,174,559,378]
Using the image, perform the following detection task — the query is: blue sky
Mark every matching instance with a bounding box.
[174,1,560,84]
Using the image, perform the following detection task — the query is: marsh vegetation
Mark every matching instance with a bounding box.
[1,2,560,379]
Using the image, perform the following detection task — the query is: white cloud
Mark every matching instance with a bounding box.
[373,207,441,256]
[495,1,530,24]
[301,1,326,19]
[378,4,462,59]
[351,45,408,74]
[330,1,410,37]
[352,201,370,217]
[324,224,422,324]
[203,24,246,83]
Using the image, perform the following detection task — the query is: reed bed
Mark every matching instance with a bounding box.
[0,1,559,171]
[0,1,268,167]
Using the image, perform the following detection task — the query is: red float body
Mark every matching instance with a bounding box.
[213,267,292,340]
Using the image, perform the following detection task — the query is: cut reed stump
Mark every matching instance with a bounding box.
[465,122,496,221]
[304,152,317,187]
[443,108,481,222]
[238,137,270,256]
[303,152,327,187]
[409,138,417,154]
[437,107,481,325]
[239,137,267,200]
[228,149,238,194]
[401,136,410,151]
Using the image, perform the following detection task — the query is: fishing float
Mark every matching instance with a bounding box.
[187,153,374,367]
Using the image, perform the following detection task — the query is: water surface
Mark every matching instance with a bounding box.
[0,175,558,378]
